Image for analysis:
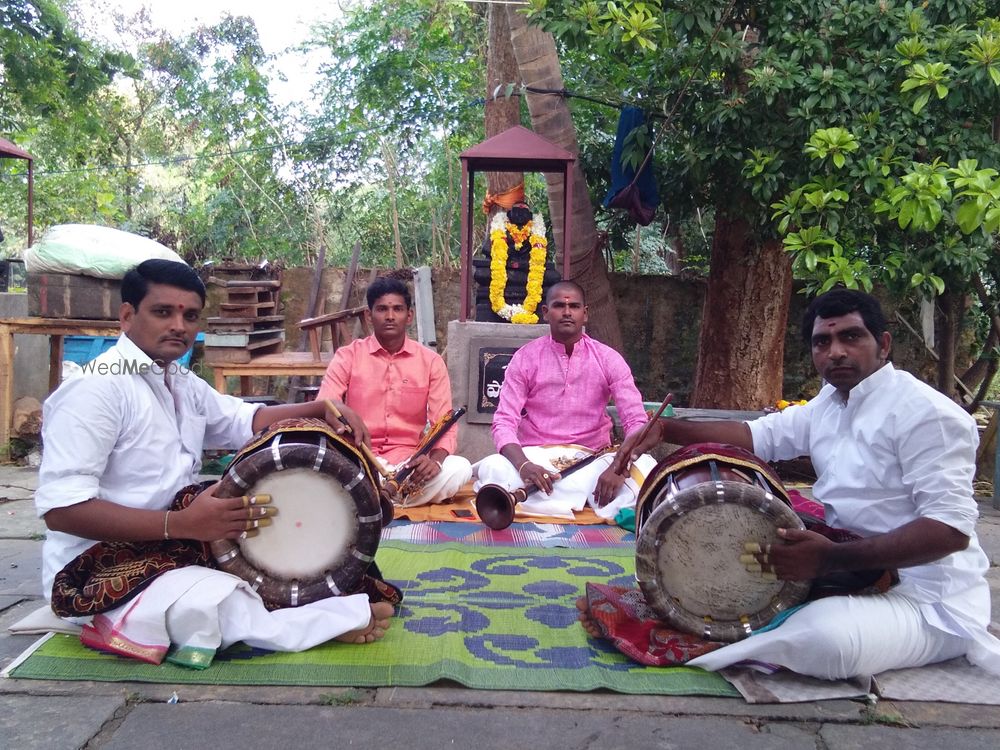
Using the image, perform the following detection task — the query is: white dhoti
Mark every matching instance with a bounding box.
[473,445,656,519]
[80,566,372,668]
[687,591,976,679]
[379,454,473,507]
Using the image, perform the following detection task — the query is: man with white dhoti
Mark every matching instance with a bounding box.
[35,259,393,668]
[474,280,656,521]
[602,288,1000,679]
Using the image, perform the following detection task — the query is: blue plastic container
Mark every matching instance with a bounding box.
[63,333,203,367]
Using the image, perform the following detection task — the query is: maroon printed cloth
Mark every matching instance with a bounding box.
[51,483,211,618]
[50,482,402,618]
[584,517,896,667]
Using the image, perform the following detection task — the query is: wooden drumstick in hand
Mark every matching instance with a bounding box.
[323,400,393,479]
[612,393,674,476]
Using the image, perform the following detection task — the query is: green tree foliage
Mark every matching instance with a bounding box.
[529,0,1000,395]
[0,7,315,264]
[304,0,487,268]
[138,15,310,261]
[0,0,132,130]
[529,0,1000,287]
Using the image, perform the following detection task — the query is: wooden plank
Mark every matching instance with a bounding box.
[205,315,285,333]
[0,323,14,450]
[206,315,284,325]
[203,329,285,347]
[219,302,277,315]
[204,341,283,365]
[413,265,436,348]
[207,277,282,289]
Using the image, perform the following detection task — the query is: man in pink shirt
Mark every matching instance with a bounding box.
[318,277,472,506]
[474,281,656,519]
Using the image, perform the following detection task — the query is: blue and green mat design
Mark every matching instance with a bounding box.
[8,541,737,696]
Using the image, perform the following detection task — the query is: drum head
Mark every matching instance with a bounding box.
[210,432,381,608]
[241,468,358,579]
[635,480,810,643]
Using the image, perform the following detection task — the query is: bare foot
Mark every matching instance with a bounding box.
[336,602,395,644]
[576,597,603,639]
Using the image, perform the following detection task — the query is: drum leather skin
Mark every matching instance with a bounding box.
[634,443,810,642]
[210,418,383,609]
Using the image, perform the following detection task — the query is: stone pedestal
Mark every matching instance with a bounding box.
[446,320,549,463]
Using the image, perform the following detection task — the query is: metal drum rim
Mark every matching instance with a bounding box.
[635,479,811,643]
[209,438,380,608]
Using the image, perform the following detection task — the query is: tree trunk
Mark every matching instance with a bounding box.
[691,210,792,408]
[506,8,624,350]
[937,290,959,397]
[380,139,405,268]
[485,4,522,197]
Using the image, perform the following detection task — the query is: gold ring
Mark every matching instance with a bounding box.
[244,519,256,531]
[241,495,250,509]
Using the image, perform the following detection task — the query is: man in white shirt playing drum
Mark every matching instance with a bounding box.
[598,288,1000,679]
[35,259,393,658]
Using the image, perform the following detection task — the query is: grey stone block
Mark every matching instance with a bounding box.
[106,704,821,750]
[0,694,125,750]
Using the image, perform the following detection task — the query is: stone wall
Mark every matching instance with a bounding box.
[213,266,940,407]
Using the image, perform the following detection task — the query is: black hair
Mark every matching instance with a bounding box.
[544,280,586,305]
[121,259,206,308]
[801,288,887,347]
[366,276,412,309]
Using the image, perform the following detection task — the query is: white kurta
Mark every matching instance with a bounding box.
[34,334,375,661]
[35,334,262,598]
[690,363,1000,677]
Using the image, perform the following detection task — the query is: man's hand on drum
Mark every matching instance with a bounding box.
[176,482,278,541]
[323,400,371,448]
[519,462,560,494]
[404,451,445,485]
[593,466,626,508]
[742,528,836,581]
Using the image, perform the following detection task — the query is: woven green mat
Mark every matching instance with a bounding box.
[8,542,737,696]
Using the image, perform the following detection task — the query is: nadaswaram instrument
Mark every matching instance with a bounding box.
[475,446,616,530]
[382,406,467,501]
[325,401,466,509]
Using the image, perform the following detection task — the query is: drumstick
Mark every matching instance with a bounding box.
[323,400,393,479]
[614,392,674,475]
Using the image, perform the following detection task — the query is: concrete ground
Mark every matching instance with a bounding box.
[3,464,1000,749]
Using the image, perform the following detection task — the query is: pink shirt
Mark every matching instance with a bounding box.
[317,335,457,464]
[491,334,647,452]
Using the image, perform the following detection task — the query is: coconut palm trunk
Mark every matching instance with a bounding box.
[506,8,624,350]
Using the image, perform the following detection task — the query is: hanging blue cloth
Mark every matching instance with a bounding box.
[603,106,660,226]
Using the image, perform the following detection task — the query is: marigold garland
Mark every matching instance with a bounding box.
[488,211,548,324]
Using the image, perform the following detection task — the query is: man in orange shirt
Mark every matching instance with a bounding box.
[318,277,472,506]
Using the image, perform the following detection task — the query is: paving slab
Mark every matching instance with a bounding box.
[374,685,867,722]
[0,498,46,539]
[888,700,1000,729]
[0,693,125,750]
[0,538,43,595]
[820,722,1000,749]
[0,597,47,669]
[0,465,38,500]
[104,704,822,750]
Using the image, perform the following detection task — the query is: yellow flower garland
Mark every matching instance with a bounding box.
[488,211,548,324]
